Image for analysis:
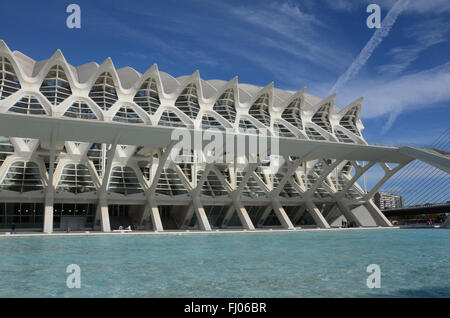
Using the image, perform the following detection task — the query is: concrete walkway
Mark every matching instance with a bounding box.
[0,226,400,239]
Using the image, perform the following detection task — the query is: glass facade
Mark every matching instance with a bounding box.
[89,72,118,111]
[0,161,44,192]
[0,202,44,228]
[0,56,21,100]
[9,95,47,115]
[53,203,96,229]
[64,101,98,120]
[175,83,200,120]
[134,78,160,115]
[39,65,72,106]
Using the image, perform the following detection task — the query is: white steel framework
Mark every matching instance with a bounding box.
[0,40,435,232]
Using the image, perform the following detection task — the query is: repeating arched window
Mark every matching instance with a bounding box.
[155,168,188,196]
[89,72,118,111]
[271,173,300,198]
[335,129,354,143]
[56,164,96,194]
[305,125,326,141]
[197,170,227,197]
[64,101,97,120]
[238,118,259,135]
[0,161,43,192]
[307,164,331,199]
[175,83,200,120]
[302,174,327,198]
[340,107,361,136]
[236,172,266,198]
[179,163,193,182]
[281,98,303,130]
[108,166,143,195]
[248,93,270,127]
[134,78,160,115]
[221,168,231,184]
[158,110,186,128]
[113,106,143,124]
[8,96,47,115]
[330,163,351,192]
[0,57,21,100]
[213,89,236,124]
[138,161,152,181]
[0,136,14,167]
[312,103,332,133]
[255,168,268,185]
[40,65,72,106]
[87,143,104,176]
[201,114,225,131]
[273,121,295,137]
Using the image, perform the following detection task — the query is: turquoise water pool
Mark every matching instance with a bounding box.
[0,229,449,297]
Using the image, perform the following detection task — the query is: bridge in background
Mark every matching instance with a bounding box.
[383,203,450,217]
[381,127,450,227]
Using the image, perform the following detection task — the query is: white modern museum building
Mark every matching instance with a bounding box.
[1,40,444,233]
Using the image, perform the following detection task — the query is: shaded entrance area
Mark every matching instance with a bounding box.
[108,204,145,231]
[286,206,319,228]
[53,203,96,231]
[0,202,44,230]
[204,205,231,229]
[159,205,181,230]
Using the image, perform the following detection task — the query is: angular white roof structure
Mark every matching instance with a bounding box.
[1,40,446,234]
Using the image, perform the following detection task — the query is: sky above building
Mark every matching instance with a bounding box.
[0,0,449,194]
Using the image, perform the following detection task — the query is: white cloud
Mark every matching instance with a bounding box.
[324,0,360,12]
[325,0,450,13]
[329,0,410,94]
[225,2,350,71]
[378,0,450,13]
[371,127,449,148]
[335,62,450,121]
[378,18,450,75]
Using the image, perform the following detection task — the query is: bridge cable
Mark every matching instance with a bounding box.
[383,129,449,192]
[381,127,450,205]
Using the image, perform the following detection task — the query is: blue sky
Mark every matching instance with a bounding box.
[0,0,449,200]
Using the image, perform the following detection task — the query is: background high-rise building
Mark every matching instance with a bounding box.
[374,192,404,210]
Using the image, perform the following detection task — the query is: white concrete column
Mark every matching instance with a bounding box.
[305,201,330,229]
[220,205,236,228]
[233,200,255,230]
[43,128,57,233]
[95,135,119,232]
[43,193,54,233]
[192,198,212,231]
[364,200,392,227]
[141,201,163,231]
[271,199,295,230]
[96,196,111,232]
